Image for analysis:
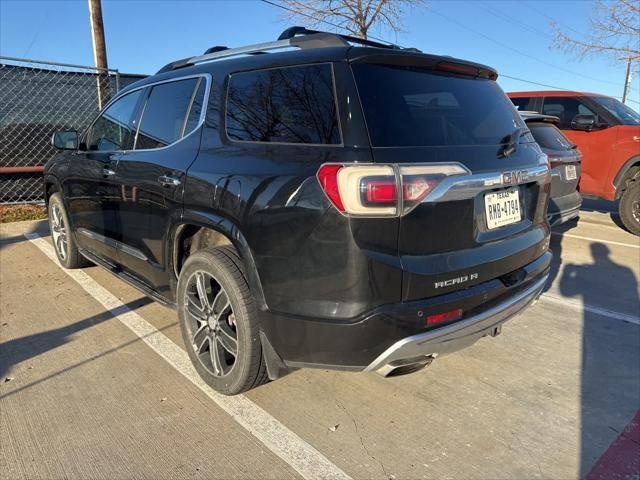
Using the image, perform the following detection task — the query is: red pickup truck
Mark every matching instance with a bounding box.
[508,91,640,235]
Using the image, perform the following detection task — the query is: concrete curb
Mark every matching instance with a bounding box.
[0,219,49,239]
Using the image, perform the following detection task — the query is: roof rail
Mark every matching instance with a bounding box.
[156,26,418,74]
[278,26,403,50]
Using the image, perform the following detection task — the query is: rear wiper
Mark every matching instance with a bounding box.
[499,128,524,158]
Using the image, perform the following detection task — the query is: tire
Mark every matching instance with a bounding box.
[619,177,640,236]
[177,246,268,395]
[47,193,90,269]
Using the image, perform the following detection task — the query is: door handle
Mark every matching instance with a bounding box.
[102,168,116,176]
[158,175,181,187]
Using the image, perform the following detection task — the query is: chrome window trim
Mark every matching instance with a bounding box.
[81,73,212,154]
[223,62,344,147]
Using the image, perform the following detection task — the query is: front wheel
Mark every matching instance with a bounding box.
[47,193,90,268]
[177,246,268,395]
[619,178,640,236]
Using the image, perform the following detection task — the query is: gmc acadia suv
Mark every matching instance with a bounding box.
[46,28,551,395]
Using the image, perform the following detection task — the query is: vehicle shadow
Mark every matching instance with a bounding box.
[545,218,579,293]
[0,297,151,379]
[558,242,640,477]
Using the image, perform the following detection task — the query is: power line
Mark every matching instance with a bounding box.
[522,1,590,39]
[501,73,640,105]
[429,7,629,89]
[259,0,394,46]
[259,0,638,106]
[476,2,554,41]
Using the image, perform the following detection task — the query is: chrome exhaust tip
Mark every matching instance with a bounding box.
[376,355,435,377]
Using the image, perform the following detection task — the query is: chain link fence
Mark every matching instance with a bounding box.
[0,56,145,204]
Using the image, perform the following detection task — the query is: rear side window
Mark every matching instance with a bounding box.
[511,97,534,112]
[352,64,522,147]
[542,97,597,129]
[225,64,341,145]
[135,78,200,150]
[86,90,143,151]
[527,122,574,150]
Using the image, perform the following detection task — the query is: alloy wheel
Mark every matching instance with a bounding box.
[51,203,67,260]
[184,271,238,377]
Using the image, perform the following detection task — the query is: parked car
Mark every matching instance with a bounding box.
[509,91,640,235]
[519,112,582,225]
[46,27,551,395]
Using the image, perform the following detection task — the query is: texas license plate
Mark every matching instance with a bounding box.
[565,164,577,180]
[484,188,521,230]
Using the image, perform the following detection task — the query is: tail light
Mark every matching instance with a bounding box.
[317,163,469,217]
[546,154,563,169]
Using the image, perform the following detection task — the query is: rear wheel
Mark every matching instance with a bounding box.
[47,193,90,268]
[177,246,267,395]
[619,177,640,236]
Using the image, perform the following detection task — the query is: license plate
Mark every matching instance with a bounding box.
[565,164,577,180]
[484,188,521,230]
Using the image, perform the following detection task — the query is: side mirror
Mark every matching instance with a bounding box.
[570,114,597,132]
[52,130,79,150]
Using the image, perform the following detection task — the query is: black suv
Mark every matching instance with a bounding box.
[46,28,552,395]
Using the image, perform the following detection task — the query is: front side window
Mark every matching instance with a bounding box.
[85,90,143,151]
[135,78,200,150]
[542,97,598,129]
[226,64,341,145]
[352,64,523,147]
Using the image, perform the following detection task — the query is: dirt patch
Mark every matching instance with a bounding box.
[0,204,47,223]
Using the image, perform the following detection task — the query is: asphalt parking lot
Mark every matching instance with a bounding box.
[1,207,639,480]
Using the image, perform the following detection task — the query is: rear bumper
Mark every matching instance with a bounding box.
[260,251,552,371]
[548,191,582,226]
[364,273,547,374]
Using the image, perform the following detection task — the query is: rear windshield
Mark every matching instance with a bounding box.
[527,122,574,150]
[352,64,523,147]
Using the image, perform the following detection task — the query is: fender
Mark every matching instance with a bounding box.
[42,173,62,206]
[613,155,640,197]
[173,209,268,312]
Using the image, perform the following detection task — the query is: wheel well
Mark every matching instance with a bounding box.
[173,225,234,277]
[44,181,58,204]
[614,159,640,199]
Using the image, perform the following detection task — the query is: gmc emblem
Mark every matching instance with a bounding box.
[503,170,527,185]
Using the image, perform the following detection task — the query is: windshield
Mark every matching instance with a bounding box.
[352,64,524,147]
[593,96,640,125]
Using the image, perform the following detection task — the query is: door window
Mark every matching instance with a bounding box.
[510,97,534,112]
[85,90,143,151]
[225,64,341,144]
[542,97,597,129]
[135,78,200,150]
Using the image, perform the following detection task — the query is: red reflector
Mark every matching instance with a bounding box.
[363,179,396,204]
[426,309,462,325]
[317,164,344,212]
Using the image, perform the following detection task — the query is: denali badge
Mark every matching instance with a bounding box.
[435,273,478,289]
[503,170,527,185]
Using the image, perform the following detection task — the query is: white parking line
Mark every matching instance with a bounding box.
[551,232,640,249]
[541,294,640,326]
[25,234,352,480]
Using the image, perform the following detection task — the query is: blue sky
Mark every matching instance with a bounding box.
[1,0,638,109]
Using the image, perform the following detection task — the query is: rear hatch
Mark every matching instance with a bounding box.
[350,55,550,301]
[525,121,581,198]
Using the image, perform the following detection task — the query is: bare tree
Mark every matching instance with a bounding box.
[278,0,426,39]
[551,0,639,62]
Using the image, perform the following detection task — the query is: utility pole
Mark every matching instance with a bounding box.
[622,58,631,105]
[88,0,109,108]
